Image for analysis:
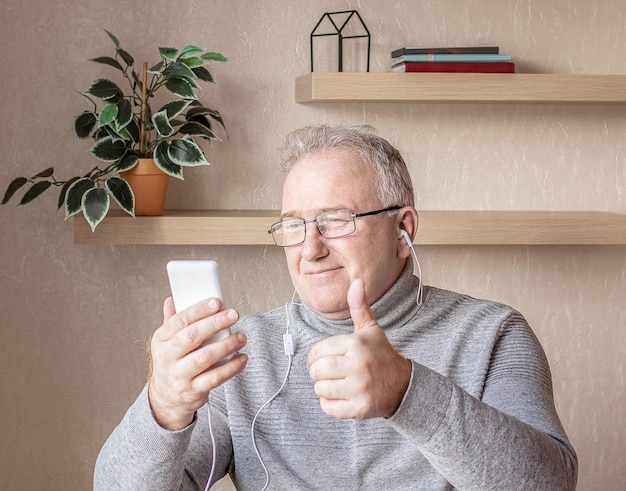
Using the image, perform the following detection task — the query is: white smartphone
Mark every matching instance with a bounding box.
[166,260,233,363]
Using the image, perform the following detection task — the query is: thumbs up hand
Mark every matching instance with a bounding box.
[307,279,412,420]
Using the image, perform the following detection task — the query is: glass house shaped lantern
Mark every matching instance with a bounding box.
[310,10,370,72]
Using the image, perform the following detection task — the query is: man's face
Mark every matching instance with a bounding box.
[281,149,405,320]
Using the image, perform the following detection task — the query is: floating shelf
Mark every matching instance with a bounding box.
[295,72,626,103]
[73,210,626,246]
[74,210,279,245]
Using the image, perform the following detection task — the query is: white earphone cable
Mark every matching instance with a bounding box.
[250,353,292,491]
[250,291,297,490]
[400,230,424,306]
[411,246,424,306]
[203,403,217,491]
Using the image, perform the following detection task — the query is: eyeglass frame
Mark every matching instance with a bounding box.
[267,205,402,247]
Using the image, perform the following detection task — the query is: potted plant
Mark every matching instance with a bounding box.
[1,30,227,231]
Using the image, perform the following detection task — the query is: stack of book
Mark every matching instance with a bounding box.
[390,46,514,73]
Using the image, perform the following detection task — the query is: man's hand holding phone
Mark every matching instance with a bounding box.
[147,261,248,431]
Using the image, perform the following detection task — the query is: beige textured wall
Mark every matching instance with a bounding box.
[1,1,624,490]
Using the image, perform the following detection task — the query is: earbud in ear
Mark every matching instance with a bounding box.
[399,229,413,248]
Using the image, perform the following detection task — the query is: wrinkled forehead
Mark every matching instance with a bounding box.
[281,149,380,215]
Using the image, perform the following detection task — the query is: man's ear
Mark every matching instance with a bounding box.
[397,207,418,257]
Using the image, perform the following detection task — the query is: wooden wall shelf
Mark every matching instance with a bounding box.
[73,210,626,246]
[74,210,279,245]
[295,72,626,103]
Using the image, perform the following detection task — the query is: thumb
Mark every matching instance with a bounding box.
[348,278,379,332]
[163,296,176,319]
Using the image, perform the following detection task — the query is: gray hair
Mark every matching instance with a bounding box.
[279,124,415,208]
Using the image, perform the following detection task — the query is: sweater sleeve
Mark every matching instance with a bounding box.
[93,385,232,490]
[386,315,578,490]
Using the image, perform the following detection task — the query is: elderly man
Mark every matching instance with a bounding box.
[95,124,577,490]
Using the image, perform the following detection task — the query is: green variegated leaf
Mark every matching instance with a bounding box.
[105,30,120,49]
[86,79,123,101]
[93,127,110,140]
[187,114,212,129]
[116,153,139,172]
[90,56,123,71]
[75,111,98,139]
[189,114,213,130]
[153,109,174,137]
[186,105,215,119]
[163,62,198,80]
[186,106,226,131]
[2,177,28,204]
[208,111,226,133]
[112,124,131,141]
[178,45,204,59]
[191,66,214,83]
[168,138,208,166]
[178,121,217,141]
[148,60,164,74]
[131,68,140,86]
[169,118,185,127]
[117,48,134,67]
[182,57,204,68]
[158,99,192,119]
[159,47,178,60]
[99,103,119,125]
[82,187,110,232]
[116,99,132,129]
[19,181,52,205]
[65,178,95,218]
[201,52,227,62]
[90,137,128,162]
[125,119,140,143]
[165,78,196,99]
[57,176,80,210]
[30,167,55,179]
[154,141,184,179]
[106,176,134,216]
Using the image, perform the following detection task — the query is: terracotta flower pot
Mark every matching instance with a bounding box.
[120,158,170,216]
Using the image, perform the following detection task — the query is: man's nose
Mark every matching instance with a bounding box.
[300,220,328,260]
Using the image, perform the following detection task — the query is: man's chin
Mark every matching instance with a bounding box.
[295,278,351,318]
[305,297,351,320]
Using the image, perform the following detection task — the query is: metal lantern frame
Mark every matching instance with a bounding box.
[310,10,371,72]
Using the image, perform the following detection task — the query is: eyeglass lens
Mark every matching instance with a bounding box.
[270,209,355,246]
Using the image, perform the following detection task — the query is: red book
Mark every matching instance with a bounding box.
[391,62,515,73]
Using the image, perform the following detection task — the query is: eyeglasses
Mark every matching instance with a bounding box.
[268,206,401,247]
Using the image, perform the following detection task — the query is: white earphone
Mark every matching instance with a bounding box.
[399,229,413,247]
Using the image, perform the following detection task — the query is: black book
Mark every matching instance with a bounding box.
[391,46,499,58]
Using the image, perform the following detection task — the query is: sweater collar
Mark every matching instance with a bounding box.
[294,259,422,336]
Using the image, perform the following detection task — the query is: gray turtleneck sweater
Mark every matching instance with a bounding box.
[94,263,577,490]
